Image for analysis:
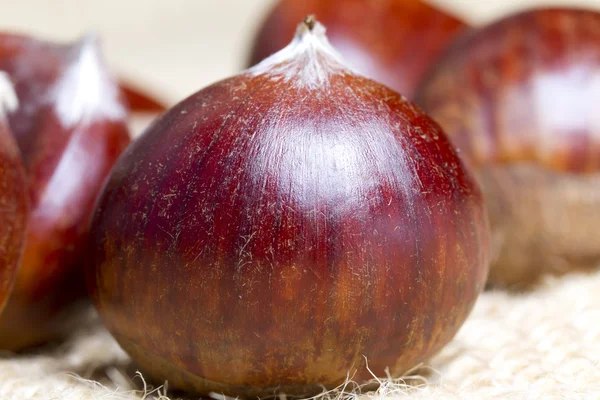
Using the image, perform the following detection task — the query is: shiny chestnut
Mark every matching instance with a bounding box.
[415,8,600,286]
[0,35,131,350]
[88,19,489,397]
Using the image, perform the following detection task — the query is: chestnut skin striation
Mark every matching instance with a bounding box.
[87,19,489,397]
[247,0,466,98]
[0,74,27,314]
[0,35,131,350]
[415,8,600,286]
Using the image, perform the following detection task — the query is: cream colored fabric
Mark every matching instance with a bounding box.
[0,270,598,399]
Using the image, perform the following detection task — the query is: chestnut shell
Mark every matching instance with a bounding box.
[0,113,27,314]
[247,0,466,98]
[0,35,131,349]
[87,28,489,396]
[415,8,600,286]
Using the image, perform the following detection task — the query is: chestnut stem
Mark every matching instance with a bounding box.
[303,15,317,31]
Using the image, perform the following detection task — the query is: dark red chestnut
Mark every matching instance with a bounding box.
[247,0,467,98]
[0,35,131,350]
[415,8,600,287]
[0,74,27,313]
[88,18,489,397]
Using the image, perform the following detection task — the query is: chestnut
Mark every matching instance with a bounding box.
[415,8,600,287]
[247,0,467,98]
[0,35,131,350]
[87,18,489,397]
[0,73,27,313]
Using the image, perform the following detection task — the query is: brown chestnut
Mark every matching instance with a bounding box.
[0,74,27,313]
[87,18,489,397]
[415,8,600,287]
[0,35,131,350]
[247,0,467,98]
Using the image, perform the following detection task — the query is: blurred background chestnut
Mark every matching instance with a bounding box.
[415,8,600,287]
[0,34,131,350]
[247,0,466,98]
[0,74,27,315]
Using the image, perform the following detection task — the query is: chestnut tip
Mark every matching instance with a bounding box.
[303,15,317,31]
[67,31,107,82]
[295,15,327,39]
[52,30,126,127]
[74,31,101,55]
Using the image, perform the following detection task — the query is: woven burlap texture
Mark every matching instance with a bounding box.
[0,268,598,400]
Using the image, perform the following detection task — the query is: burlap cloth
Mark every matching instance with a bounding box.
[2,0,600,399]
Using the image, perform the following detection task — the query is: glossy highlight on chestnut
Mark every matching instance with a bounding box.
[88,18,489,397]
[415,8,600,286]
